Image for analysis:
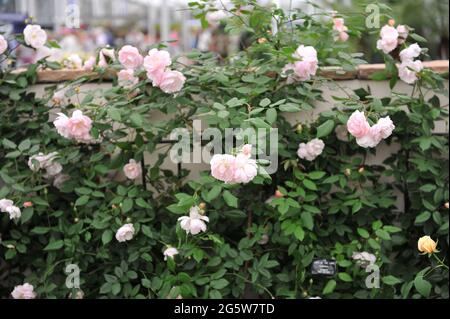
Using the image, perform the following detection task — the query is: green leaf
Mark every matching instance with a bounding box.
[357,228,370,239]
[210,279,229,290]
[206,185,222,202]
[414,276,431,297]
[259,98,271,107]
[102,230,113,245]
[301,211,314,231]
[122,198,133,213]
[265,108,277,124]
[414,211,431,224]
[323,279,336,295]
[382,275,402,286]
[338,272,353,282]
[302,179,317,191]
[316,120,335,138]
[223,190,238,208]
[44,240,64,251]
[2,138,17,149]
[75,195,90,206]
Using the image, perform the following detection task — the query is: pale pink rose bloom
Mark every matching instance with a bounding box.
[396,25,409,43]
[118,69,139,89]
[66,110,93,142]
[53,113,70,138]
[64,54,83,69]
[368,116,395,145]
[5,205,21,220]
[115,223,135,242]
[0,199,14,212]
[297,138,325,161]
[157,70,186,94]
[23,25,47,49]
[163,247,179,260]
[398,59,423,84]
[356,133,380,148]
[178,206,209,235]
[35,46,63,63]
[98,48,115,67]
[83,56,96,71]
[123,159,142,180]
[118,45,143,70]
[399,43,421,62]
[210,154,236,183]
[233,154,258,184]
[241,144,252,158]
[53,174,70,189]
[376,25,399,54]
[291,45,318,80]
[11,283,36,299]
[143,48,172,78]
[0,35,8,55]
[347,110,370,139]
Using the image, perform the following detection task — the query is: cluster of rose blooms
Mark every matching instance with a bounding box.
[297,138,325,161]
[346,110,395,148]
[376,20,424,84]
[210,144,258,184]
[332,16,349,42]
[28,152,70,189]
[116,45,186,94]
[1,24,47,57]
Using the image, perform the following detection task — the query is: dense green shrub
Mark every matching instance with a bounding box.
[0,0,448,299]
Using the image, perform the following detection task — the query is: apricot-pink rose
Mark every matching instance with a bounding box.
[291,45,318,81]
[66,110,92,141]
[118,45,143,69]
[144,48,171,79]
[118,69,139,89]
[347,110,370,138]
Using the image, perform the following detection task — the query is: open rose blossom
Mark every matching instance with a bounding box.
[123,159,142,180]
[144,48,172,79]
[376,25,399,54]
[398,59,423,84]
[23,24,47,49]
[0,34,8,55]
[292,45,318,81]
[0,198,14,212]
[297,138,325,161]
[118,69,139,89]
[417,236,438,254]
[157,70,186,94]
[210,154,236,183]
[118,45,143,69]
[178,206,209,235]
[163,247,179,260]
[115,223,135,242]
[5,205,21,220]
[399,43,421,62]
[346,110,370,139]
[54,110,93,143]
[232,154,258,184]
[11,283,36,299]
[347,111,395,148]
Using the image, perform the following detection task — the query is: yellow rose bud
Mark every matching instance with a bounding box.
[418,236,437,254]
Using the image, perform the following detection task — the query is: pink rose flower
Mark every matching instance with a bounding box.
[118,45,143,70]
[83,56,96,71]
[118,69,139,89]
[163,247,179,260]
[66,110,93,142]
[5,205,21,220]
[98,48,115,68]
[233,153,258,184]
[210,154,236,183]
[297,138,325,161]
[376,25,399,54]
[144,48,171,79]
[398,59,423,84]
[347,110,370,139]
[178,206,209,235]
[399,43,421,62]
[396,25,409,43]
[0,198,14,212]
[157,70,186,94]
[54,113,70,139]
[123,159,142,180]
[356,133,380,148]
[11,283,36,299]
[0,35,8,55]
[333,18,349,42]
[241,144,252,158]
[23,24,47,49]
[64,54,83,69]
[115,223,135,242]
[291,45,318,81]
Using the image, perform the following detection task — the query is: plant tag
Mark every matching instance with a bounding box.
[311,259,336,276]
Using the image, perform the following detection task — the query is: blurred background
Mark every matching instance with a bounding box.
[0,0,448,66]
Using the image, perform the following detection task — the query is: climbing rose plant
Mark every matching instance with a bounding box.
[0,0,448,299]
